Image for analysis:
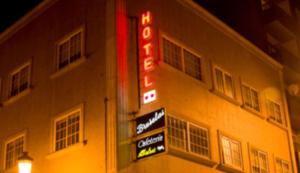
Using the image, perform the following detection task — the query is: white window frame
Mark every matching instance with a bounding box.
[275,158,290,173]
[9,62,31,98]
[249,146,269,173]
[53,104,84,152]
[167,116,187,152]
[167,116,211,159]
[219,133,243,171]
[161,36,203,82]
[241,83,261,113]
[213,66,235,99]
[183,49,202,81]
[188,122,210,158]
[267,99,284,125]
[56,27,85,71]
[3,133,26,170]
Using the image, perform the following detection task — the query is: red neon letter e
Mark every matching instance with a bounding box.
[144,57,154,71]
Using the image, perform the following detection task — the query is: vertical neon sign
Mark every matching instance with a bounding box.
[139,11,157,104]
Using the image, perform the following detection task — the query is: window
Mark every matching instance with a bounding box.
[275,158,289,173]
[163,38,182,71]
[57,28,83,70]
[184,50,202,80]
[219,134,243,170]
[250,147,268,173]
[162,37,202,81]
[242,84,260,112]
[167,116,210,158]
[168,116,187,150]
[267,100,283,124]
[189,124,210,157]
[54,106,83,151]
[214,67,235,98]
[10,63,30,98]
[5,135,25,169]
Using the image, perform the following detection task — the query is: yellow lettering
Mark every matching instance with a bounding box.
[137,147,156,158]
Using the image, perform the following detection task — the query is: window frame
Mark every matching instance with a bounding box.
[167,115,211,160]
[161,35,204,82]
[55,27,85,71]
[213,65,236,99]
[249,145,269,173]
[8,62,31,99]
[218,132,244,171]
[3,133,26,170]
[241,82,261,113]
[52,104,84,152]
[274,157,290,173]
[188,122,211,158]
[266,99,284,125]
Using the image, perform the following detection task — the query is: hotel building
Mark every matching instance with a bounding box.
[0,0,297,173]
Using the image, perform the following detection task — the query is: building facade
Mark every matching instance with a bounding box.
[194,0,300,171]
[0,0,297,173]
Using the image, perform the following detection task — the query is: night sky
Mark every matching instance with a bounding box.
[0,0,42,32]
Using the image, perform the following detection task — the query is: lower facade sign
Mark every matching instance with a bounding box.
[136,131,166,160]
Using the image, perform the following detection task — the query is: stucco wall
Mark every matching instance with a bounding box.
[125,0,295,173]
[0,0,107,173]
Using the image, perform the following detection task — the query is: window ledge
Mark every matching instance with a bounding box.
[267,118,287,131]
[217,163,244,173]
[46,141,86,159]
[3,88,32,106]
[210,89,241,106]
[160,62,210,90]
[168,146,217,167]
[240,105,264,119]
[50,57,86,79]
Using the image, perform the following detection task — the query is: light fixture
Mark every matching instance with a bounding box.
[18,152,33,173]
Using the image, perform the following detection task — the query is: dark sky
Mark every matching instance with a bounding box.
[0,0,42,32]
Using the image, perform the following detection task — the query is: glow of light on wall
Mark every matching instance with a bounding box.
[139,11,157,105]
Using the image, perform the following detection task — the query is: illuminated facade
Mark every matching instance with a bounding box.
[194,0,300,171]
[0,0,298,173]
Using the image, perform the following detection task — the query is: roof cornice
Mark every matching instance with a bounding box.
[178,0,283,70]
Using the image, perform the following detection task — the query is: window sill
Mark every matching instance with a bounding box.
[50,57,86,79]
[160,62,210,90]
[267,118,287,131]
[240,105,264,119]
[3,88,32,106]
[217,163,244,173]
[46,141,86,159]
[210,89,241,106]
[168,146,217,167]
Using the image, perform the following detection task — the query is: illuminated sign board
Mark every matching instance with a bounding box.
[136,108,165,135]
[139,11,157,105]
[136,131,166,160]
